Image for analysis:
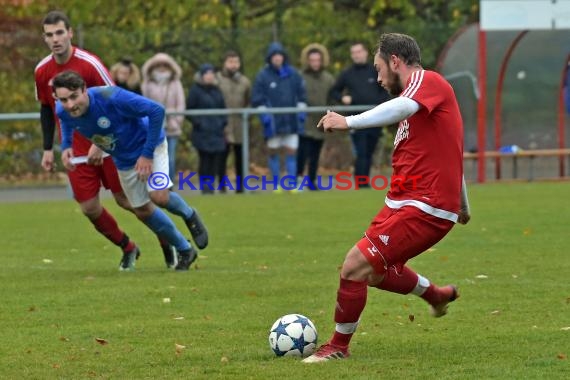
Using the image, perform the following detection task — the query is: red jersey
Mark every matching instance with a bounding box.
[34,47,114,156]
[386,70,463,223]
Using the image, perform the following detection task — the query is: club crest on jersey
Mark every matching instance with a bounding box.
[394,119,409,147]
[97,116,111,129]
[91,134,116,151]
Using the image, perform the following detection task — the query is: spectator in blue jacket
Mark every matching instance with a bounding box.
[186,64,228,194]
[252,42,307,192]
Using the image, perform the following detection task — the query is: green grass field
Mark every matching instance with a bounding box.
[0,182,568,379]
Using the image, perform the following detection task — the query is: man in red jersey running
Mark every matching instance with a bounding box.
[303,33,471,362]
[34,11,189,270]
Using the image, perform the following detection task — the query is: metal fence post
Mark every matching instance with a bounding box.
[241,109,250,193]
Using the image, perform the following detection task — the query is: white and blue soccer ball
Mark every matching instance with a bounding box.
[268,313,318,357]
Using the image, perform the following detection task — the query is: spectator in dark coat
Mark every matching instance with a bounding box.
[330,42,391,186]
[186,64,227,194]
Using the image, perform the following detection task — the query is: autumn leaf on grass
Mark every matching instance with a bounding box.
[221,356,229,363]
[557,353,566,360]
[94,338,108,345]
[175,343,186,355]
[408,314,415,322]
[59,336,69,342]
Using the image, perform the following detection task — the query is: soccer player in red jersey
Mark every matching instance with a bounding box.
[304,33,471,362]
[34,11,180,270]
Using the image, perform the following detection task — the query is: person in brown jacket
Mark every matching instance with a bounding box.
[297,43,335,190]
[216,51,251,193]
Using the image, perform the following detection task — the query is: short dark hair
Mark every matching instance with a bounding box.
[377,33,421,66]
[223,50,241,61]
[43,10,71,30]
[350,41,367,50]
[307,48,323,57]
[52,70,85,93]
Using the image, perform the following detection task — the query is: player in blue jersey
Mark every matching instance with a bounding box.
[52,70,208,271]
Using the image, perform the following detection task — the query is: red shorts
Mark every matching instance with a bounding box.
[356,206,454,275]
[67,156,123,202]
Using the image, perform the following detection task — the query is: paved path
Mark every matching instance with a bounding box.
[0,185,74,203]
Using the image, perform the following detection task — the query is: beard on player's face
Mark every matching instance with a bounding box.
[385,66,403,96]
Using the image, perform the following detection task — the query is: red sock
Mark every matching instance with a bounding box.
[91,208,135,253]
[375,265,419,294]
[330,277,368,348]
[420,284,450,306]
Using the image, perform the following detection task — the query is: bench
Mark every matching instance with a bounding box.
[463,149,570,181]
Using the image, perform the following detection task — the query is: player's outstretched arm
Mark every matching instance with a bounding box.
[346,96,420,129]
[457,175,471,225]
[317,97,420,133]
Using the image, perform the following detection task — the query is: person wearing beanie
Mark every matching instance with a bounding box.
[186,64,228,194]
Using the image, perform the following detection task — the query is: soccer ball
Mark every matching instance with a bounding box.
[268,313,318,357]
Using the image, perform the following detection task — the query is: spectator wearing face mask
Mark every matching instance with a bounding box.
[141,53,186,182]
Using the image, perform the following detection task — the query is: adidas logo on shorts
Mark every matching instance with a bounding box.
[379,234,390,246]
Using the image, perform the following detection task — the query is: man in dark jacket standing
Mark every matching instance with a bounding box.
[330,42,390,186]
[187,64,227,194]
[252,42,307,192]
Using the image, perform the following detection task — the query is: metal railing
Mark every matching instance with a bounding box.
[0,105,377,192]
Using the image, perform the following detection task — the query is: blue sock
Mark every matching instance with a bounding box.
[285,154,297,178]
[165,192,194,220]
[144,208,190,252]
[268,154,280,179]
